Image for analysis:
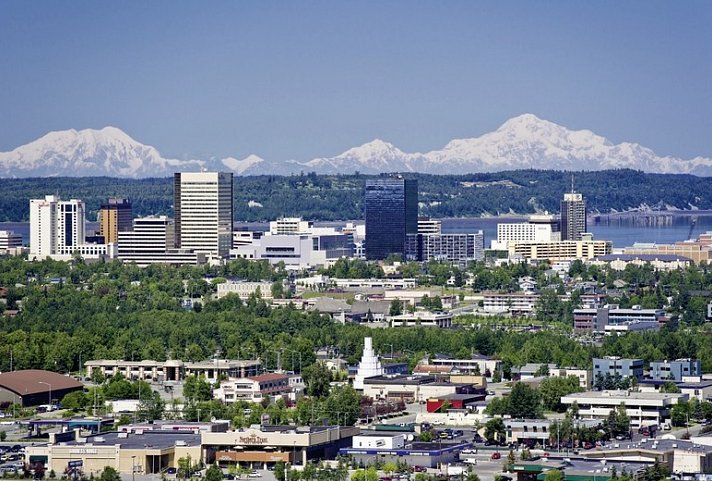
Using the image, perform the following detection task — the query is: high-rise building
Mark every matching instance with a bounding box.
[561,191,587,241]
[30,195,86,259]
[364,177,418,260]
[98,198,133,244]
[173,172,233,257]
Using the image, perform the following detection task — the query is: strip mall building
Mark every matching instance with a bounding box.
[25,423,359,476]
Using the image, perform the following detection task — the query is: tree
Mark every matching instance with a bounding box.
[660,381,681,393]
[509,382,542,418]
[350,470,366,481]
[485,417,506,443]
[204,464,223,481]
[183,375,212,402]
[389,299,403,316]
[365,466,378,481]
[0,431,5,442]
[273,461,286,481]
[543,469,564,481]
[539,376,583,412]
[302,362,332,398]
[98,467,122,481]
[61,391,89,411]
[137,391,165,422]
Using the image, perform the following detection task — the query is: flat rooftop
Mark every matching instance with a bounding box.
[562,390,684,401]
[64,430,202,449]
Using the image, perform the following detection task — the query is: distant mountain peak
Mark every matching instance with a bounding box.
[2,116,712,177]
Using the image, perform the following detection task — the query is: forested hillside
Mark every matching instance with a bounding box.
[1,169,710,222]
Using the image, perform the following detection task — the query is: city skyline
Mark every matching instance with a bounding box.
[1,1,711,167]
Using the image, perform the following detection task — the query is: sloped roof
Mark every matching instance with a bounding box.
[0,370,82,396]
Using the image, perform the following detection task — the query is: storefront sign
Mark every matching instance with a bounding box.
[69,449,98,455]
[238,434,268,445]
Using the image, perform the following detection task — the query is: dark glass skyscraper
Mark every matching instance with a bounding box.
[364,177,418,260]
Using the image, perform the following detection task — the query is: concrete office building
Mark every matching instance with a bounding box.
[561,191,587,241]
[561,390,686,428]
[98,198,132,244]
[592,357,644,382]
[117,216,203,266]
[0,230,22,251]
[364,177,418,260]
[174,172,233,258]
[650,359,702,382]
[574,306,666,332]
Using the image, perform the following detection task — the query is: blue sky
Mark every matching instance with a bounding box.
[1,1,711,162]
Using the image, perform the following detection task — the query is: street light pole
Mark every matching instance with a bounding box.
[132,455,136,481]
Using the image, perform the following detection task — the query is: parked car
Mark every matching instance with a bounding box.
[413,466,426,472]
[491,452,501,460]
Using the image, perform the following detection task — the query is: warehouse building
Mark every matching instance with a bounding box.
[0,370,82,407]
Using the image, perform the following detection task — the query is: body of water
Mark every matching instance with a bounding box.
[4,212,712,249]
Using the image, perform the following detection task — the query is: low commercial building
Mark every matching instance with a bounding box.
[575,306,666,332]
[561,390,687,428]
[203,425,359,469]
[482,291,539,316]
[339,439,470,469]
[603,320,661,335]
[24,430,201,477]
[352,432,406,450]
[213,374,293,404]
[504,419,550,446]
[362,375,479,403]
[431,355,502,379]
[390,311,453,328]
[85,359,262,383]
[0,370,83,407]
[333,278,417,290]
[582,438,712,478]
[425,393,486,413]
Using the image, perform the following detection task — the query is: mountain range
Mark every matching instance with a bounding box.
[2,114,711,177]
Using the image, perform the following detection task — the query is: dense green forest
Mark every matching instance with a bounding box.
[1,169,710,222]
[2,257,712,378]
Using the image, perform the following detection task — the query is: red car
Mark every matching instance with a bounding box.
[491,452,501,460]
[413,466,426,472]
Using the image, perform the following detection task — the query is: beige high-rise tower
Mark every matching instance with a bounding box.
[173,172,233,257]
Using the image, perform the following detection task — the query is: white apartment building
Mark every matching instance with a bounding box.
[29,195,113,261]
[174,172,233,258]
[117,216,204,266]
[492,214,560,250]
[560,390,687,428]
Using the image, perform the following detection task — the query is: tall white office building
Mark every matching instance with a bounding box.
[174,172,233,258]
[30,195,87,259]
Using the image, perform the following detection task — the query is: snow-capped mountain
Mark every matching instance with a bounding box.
[0,127,212,178]
[2,115,712,177]
[290,114,712,176]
